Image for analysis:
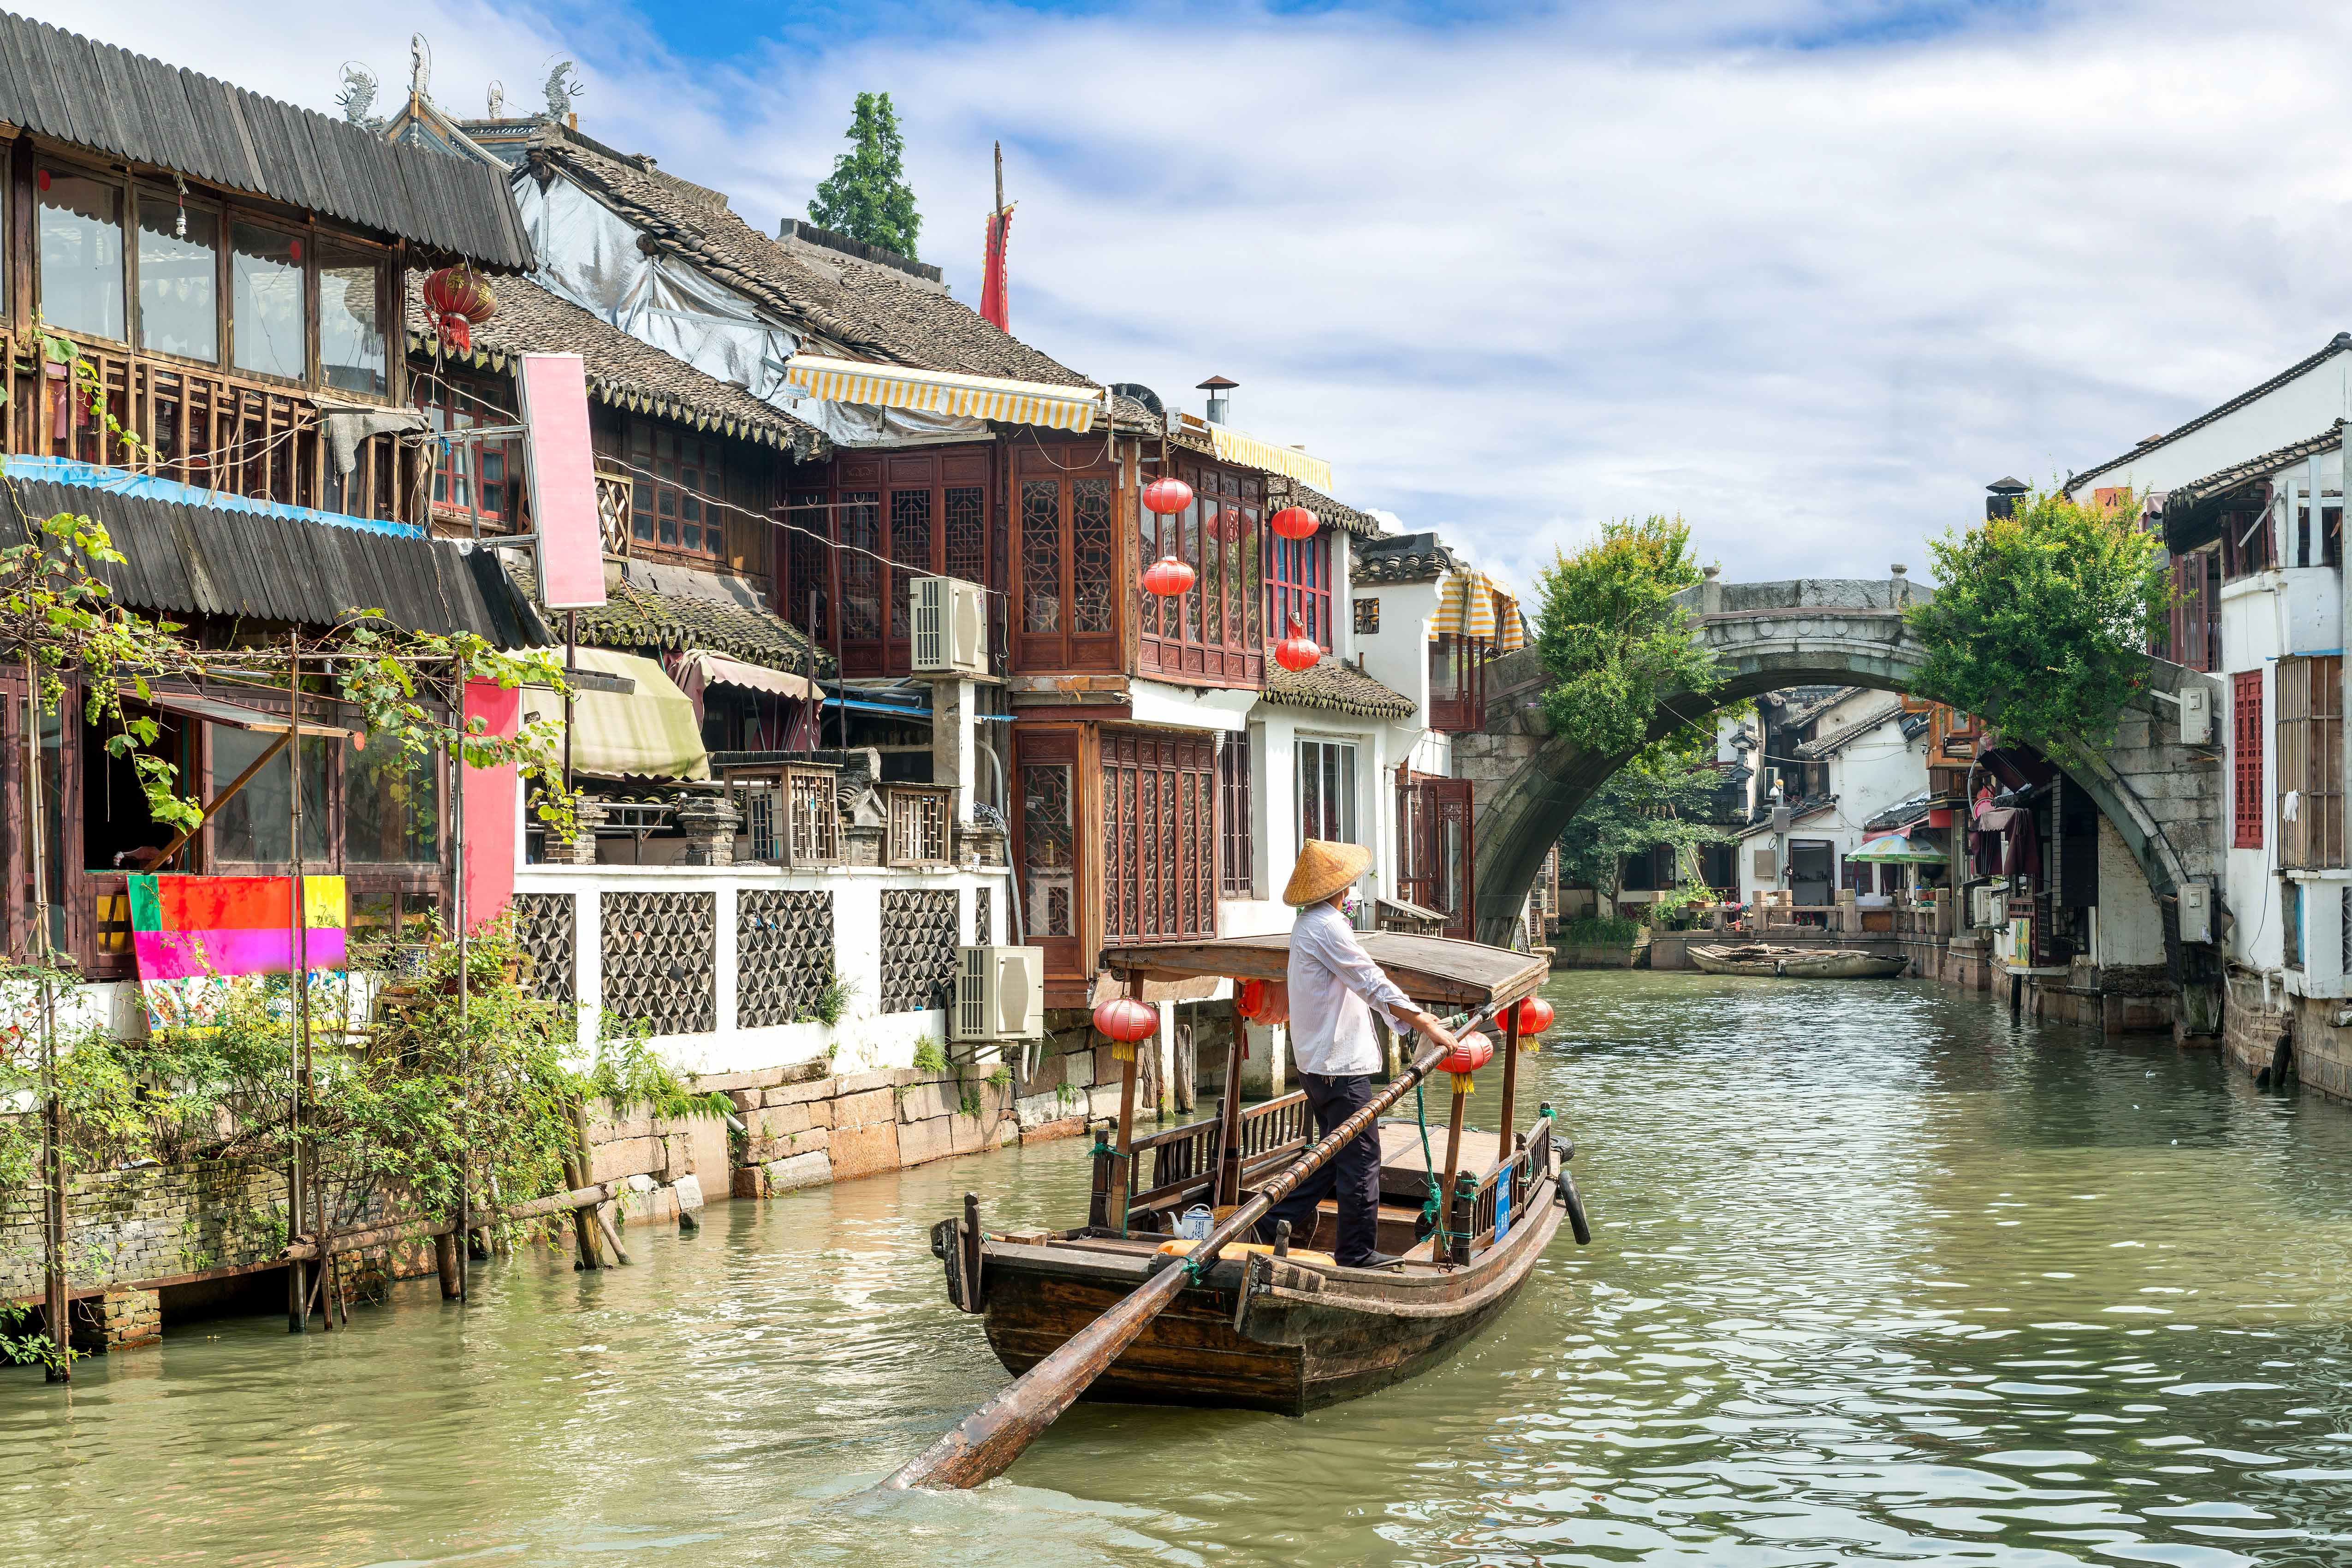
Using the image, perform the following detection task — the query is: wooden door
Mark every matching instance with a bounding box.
[1396,772,1475,941]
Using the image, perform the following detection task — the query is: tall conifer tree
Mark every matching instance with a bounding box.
[808,92,922,259]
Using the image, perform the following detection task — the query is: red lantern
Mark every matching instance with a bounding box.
[1269,505,1319,540]
[1515,996,1556,1038]
[1141,554,1195,597]
[420,264,499,355]
[1092,996,1159,1063]
[1234,978,1289,1027]
[1142,476,1194,516]
[1439,1032,1493,1095]
[1273,618,1320,673]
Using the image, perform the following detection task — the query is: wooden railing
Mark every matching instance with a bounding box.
[1451,1112,1554,1264]
[1109,1089,1314,1218]
[5,333,422,526]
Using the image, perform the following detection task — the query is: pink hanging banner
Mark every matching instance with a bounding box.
[517,352,607,610]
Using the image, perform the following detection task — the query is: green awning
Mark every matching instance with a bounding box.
[521,646,709,780]
[1850,832,1947,864]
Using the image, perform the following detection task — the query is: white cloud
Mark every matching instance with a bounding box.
[28,0,2352,594]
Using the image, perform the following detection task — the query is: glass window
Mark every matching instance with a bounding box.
[232,222,306,380]
[137,190,219,361]
[319,244,386,395]
[209,728,330,863]
[38,169,126,340]
[1297,738,1358,846]
[627,423,721,557]
[344,741,441,864]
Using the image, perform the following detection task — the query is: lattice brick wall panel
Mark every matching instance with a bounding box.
[601,890,717,1034]
[974,885,992,946]
[880,888,961,1014]
[737,889,835,1029]
[511,892,576,1004]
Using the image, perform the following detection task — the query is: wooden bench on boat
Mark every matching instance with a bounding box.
[927,931,1592,1418]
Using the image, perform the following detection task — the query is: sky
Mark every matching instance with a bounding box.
[33,0,2352,593]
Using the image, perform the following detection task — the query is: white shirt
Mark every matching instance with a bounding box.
[1286,900,1415,1076]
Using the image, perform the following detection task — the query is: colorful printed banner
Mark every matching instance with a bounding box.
[127,874,348,1033]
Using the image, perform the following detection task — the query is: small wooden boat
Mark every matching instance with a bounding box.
[1690,943,1909,979]
[927,932,1586,1418]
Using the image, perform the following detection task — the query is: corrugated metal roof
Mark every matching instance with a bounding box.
[0,11,533,269]
[6,476,549,646]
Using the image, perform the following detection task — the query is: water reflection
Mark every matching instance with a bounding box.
[6,973,2352,1566]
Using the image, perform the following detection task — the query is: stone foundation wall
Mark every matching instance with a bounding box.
[2220,968,2352,1103]
[0,1158,295,1304]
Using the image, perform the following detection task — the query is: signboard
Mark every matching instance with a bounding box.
[516,353,607,610]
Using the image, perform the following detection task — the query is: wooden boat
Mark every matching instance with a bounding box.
[927,932,1586,1417]
[1690,943,1909,979]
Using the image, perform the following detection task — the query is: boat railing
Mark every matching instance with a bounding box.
[1451,1114,1554,1263]
[1116,1090,1313,1217]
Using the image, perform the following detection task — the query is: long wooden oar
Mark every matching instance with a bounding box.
[883,1004,1504,1491]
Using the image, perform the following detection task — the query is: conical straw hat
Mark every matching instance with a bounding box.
[1284,839,1374,907]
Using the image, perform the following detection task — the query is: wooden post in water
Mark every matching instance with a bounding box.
[286,633,312,1333]
[26,654,70,1381]
[1437,1074,1468,1265]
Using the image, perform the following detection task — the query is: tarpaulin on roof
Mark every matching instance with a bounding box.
[521,647,708,780]
[511,176,984,449]
[784,354,1105,432]
[688,650,820,701]
[1204,423,1333,490]
[1429,570,1528,652]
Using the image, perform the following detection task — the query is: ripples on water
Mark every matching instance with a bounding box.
[7,974,2352,1567]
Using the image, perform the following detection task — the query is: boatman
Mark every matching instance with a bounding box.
[1264,840,1461,1270]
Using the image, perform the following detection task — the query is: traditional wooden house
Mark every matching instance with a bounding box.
[0,12,546,985]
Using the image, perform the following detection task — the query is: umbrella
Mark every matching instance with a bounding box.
[1850,832,1948,864]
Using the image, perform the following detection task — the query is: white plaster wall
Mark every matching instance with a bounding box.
[1354,579,1441,719]
[1233,703,1392,937]
[2091,814,2168,968]
[2065,346,2352,503]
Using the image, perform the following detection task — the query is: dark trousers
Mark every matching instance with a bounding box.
[1265,1072,1383,1266]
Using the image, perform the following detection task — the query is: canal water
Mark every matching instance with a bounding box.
[8,972,2352,1567]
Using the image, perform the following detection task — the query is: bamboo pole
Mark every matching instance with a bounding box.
[25,654,69,1381]
[287,633,310,1334]
[451,656,470,1301]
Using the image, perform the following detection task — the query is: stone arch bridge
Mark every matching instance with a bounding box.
[1453,575,2222,1003]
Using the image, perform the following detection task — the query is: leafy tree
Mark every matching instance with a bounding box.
[1906,485,2168,749]
[808,92,922,259]
[1556,748,1730,911]
[1535,515,1722,757]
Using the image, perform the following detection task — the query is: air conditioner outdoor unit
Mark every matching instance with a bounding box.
[1969,885,2003,929]
[953,945,1045,1042]
[911,576,988,676]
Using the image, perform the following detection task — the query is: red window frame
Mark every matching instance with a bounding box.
[1012,442,1118,674]
[799,449,995,677]
[1139,459,1262,687]
[2234,669,2264,849]
[1100,729,1217,943]
[1265,528,1331,650]
[416,374,519,531]
[628,421,722,558]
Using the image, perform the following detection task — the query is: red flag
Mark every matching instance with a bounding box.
[980,205,1013,330]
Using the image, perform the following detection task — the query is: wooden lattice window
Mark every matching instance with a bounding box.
[887,785,951,867]
[596,469,633,557]
[628,422,721,557]
[2275,656,2343,869]
[788,767,842,865]
[2235,669,2264,850]
[794,450,991,676]
[1012,442,1120,672]
[1019,747,1077,939]
[1219,733,1253,897]
[1138,459,1262,686]
[1102,730,1217,943]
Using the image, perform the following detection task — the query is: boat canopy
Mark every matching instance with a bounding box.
[1099,932,1548,1012]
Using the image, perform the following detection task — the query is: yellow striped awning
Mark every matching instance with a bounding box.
[1430,570,1528,652]
[1205,423,1334,491]
[783,354,1105,432]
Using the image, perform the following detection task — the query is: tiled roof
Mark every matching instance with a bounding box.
[528,132,1097,389]
[2070,333,2352,491]
[536,561,830,675]
[2167,421,2345,509]
[1793,700,1908,760]
[1262,658,1417,719]
[1267,478,1383,540]
[405,274,827,459]
[1352,531,1458,583]
[0,12,533,269]
[1776,686,1862,727]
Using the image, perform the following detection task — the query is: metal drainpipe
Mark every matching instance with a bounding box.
[978,733,1024,948]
